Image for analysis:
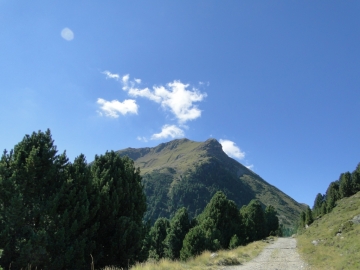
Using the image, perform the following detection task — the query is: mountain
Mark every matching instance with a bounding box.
[116,138,305,226]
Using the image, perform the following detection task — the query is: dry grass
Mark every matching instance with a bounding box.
[297,191,360,270]
[129,239,270,270]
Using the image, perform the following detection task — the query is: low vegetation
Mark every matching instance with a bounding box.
[131,239,269,270]
[297,192,360,269]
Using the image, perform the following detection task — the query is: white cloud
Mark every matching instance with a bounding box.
[246,164,254,171]
[122,75,207,123]
[151,125,185,140]
[61,27,74,41]
[137,136,148,142]
[219,139,245,160]
[102,71,120,80]
[97,98,138,118]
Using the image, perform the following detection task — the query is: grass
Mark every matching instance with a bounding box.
[128,239,270,270]
[297,191,360,270]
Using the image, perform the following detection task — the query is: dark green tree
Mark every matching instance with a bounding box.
[339,172,352,198]
[351,163,360,194]
[148,217,170,260]
[299,211,306,228]
[90,151,147,268]
[305,206,313,226]
[312,193,324,217]
[163,207,190,260]
[180,225,207,261]
[264,205,279,236]
[326,181,340,212]
[0,130,68,268]
[197,191,243,248]
[47,154,99,269]
[241,199,266,242]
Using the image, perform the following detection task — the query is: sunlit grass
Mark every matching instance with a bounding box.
[129,239,270,270]
[297,191,360,270]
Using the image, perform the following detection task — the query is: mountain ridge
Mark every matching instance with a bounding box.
[116,138,306,225]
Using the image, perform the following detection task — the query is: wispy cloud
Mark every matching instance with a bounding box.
[246,164,254,171]
[97,98,138,118]
[137,136,148,142]
[102,71,120,80]
[122,75,207,124]
[219,139,245,159]
[151,125,184,140]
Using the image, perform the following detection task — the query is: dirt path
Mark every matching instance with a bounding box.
[223,238,310,270]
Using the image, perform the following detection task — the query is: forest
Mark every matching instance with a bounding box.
[0,130,280,269]
[297,162,360,229]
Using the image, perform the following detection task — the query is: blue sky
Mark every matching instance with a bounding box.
[1,1,360,207]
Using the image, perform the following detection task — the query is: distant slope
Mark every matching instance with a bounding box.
[116,138,305,225]
[297,191,360,269]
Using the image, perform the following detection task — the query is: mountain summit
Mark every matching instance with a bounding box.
[116,138,304,225]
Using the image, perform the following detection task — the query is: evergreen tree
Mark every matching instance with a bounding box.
[163,207,190,260]
[47,154,99,269]
[351,163,360,194]
[229,234,241,249]
[339,172,352,198]
[91,151,147,268]
[180,225,207,261]
[299,211,306,229]
[148,217,170,260]
[312,193,324,217]
[241,199,266,242]
[305,206,313,226]
[264,205,279,236]
[197,191,243,248]
[326,181,340,212]
[0,130,68,268]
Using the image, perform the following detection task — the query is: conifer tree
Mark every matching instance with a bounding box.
[305,206,313,226]
[241,199,266,242]
[180,225,207,261]
[91,151,147,268]
[148,217,170,260]
[326,181,340,212]
[0,130,68,268]
[163,207,190,260]
[312,193,324,217]
[197,191,243,248]
[264,205,279,236]
[339,172,352,198]
[351,163,360,194]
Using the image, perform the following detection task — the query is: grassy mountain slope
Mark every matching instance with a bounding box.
[116,138,305,225]
[297,191,360,269]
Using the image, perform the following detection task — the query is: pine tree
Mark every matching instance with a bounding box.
[339,172,352,198]
[312,193,324,217]
[264,205,279,236]
[0,129,68,268]
[241,199,266,242]
[163,207,190,260]
[197,191,243,248]
[326,181,340,212]
[305,206,313,226]
[91,151,147,268]
[148,217,170,260]
[180,225,207,261]
[351,163,360,194]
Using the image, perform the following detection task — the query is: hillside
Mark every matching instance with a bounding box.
[297,191,360,269]
[116,138,305,225]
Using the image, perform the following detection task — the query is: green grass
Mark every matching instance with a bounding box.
[129,239,270,270]
[297,191,360,270]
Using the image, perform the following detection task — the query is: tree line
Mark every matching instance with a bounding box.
[298,163,360,229]
[0,130,280,269]
[144,191,280,261]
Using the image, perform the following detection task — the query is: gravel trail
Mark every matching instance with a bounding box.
[223,238,310,270]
